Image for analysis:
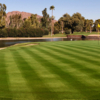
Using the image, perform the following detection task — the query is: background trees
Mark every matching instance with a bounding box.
[28,14,39,28]
[88,19,93,33]
[0,3,7,29]
[8,14,22,28]
[84,19,89,32]
[58,12,85,33]
[41,8,51,28]
[1,3,100,35]
[93,19,100,32]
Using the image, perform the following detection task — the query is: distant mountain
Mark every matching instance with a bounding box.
[6,11,57,24]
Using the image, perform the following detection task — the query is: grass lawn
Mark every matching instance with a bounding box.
[72,32,99,36]
[43,32,98,37]
[0,41,100,100]
[43,33,67,37]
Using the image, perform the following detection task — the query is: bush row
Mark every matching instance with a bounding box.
[0,27,49,37]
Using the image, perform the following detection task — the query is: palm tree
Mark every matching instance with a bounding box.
[50,5,55,36]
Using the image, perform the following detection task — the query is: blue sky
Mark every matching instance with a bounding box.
[0,0,100,21]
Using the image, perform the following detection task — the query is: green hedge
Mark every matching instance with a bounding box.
[54,30,59,34]
[43,29,49,35]
[0,27,44,37]
[65,30,71,34]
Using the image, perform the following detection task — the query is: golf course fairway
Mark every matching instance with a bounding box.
[0,41,100,100]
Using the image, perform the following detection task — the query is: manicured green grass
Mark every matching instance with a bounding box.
[43,32,98,37]
[72,32,98,36]
[43,33,67,37]
[0,41,100,100]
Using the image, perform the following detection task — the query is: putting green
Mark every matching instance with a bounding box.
[0,41,100,100]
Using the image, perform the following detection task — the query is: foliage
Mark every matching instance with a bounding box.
[65,30,71,34]
[54,22,61,31]
[93,19,100,31]
[22,14,40,28]
[23,20,31,28]
[8,14,22,28]
[29,14,40,28]
[50,5,55,10]
[59,13,85,34]
[54,30,59,34]
[84,19,89,32]
[0,3,7,29]
[41,8,51,28]
[0,27,44,37]
[43,29,49,35]
[88,19,93,33]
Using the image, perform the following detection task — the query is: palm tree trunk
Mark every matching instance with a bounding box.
[52,10,53,17]
[90,26,91,33]
[52,10,53,35]
[62,21,63,34]
[51,20,52,36]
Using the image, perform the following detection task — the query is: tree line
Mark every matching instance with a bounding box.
[0,3,100,35]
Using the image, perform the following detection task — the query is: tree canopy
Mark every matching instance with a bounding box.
[41,8,51,28]
[0,3,7,29]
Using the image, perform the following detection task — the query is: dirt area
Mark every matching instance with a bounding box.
[0,48,5,50]
[14,43,40,47]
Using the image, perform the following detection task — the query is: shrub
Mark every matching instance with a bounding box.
[65,30,71,34]
[43,29,49,35]
[0,29,8,37]
[0,27,44,37]
[54,30,59,34]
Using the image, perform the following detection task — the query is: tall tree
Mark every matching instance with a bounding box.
[94,19,100,32]
[0,3,7,29]
[23,20,31,28]
[23,14,40,28]
[59,17,64,34]
[30,14,39,28]
[54,22,61,31]
[88,19,93,33]
[84,19,89,32]
[41,8,51,28]
[9,14,22,28]
[59,12,85,33]
[50,5,55,36]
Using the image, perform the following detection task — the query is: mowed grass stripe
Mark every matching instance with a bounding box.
[43,43,100,78]
[53,43,100,70]
[32,45,100,86]
[5,49,34,100]
[49,41,100,51]
[11,48,59,100]
[45,41,100,57]
[49,43,100,65]
[30,43,100,99]
[23,46,99,99]
[70,41,100,50]
[19,47,85,99]
[60,43,100,58]
[17,47,77,99]
[0,51,12,99]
